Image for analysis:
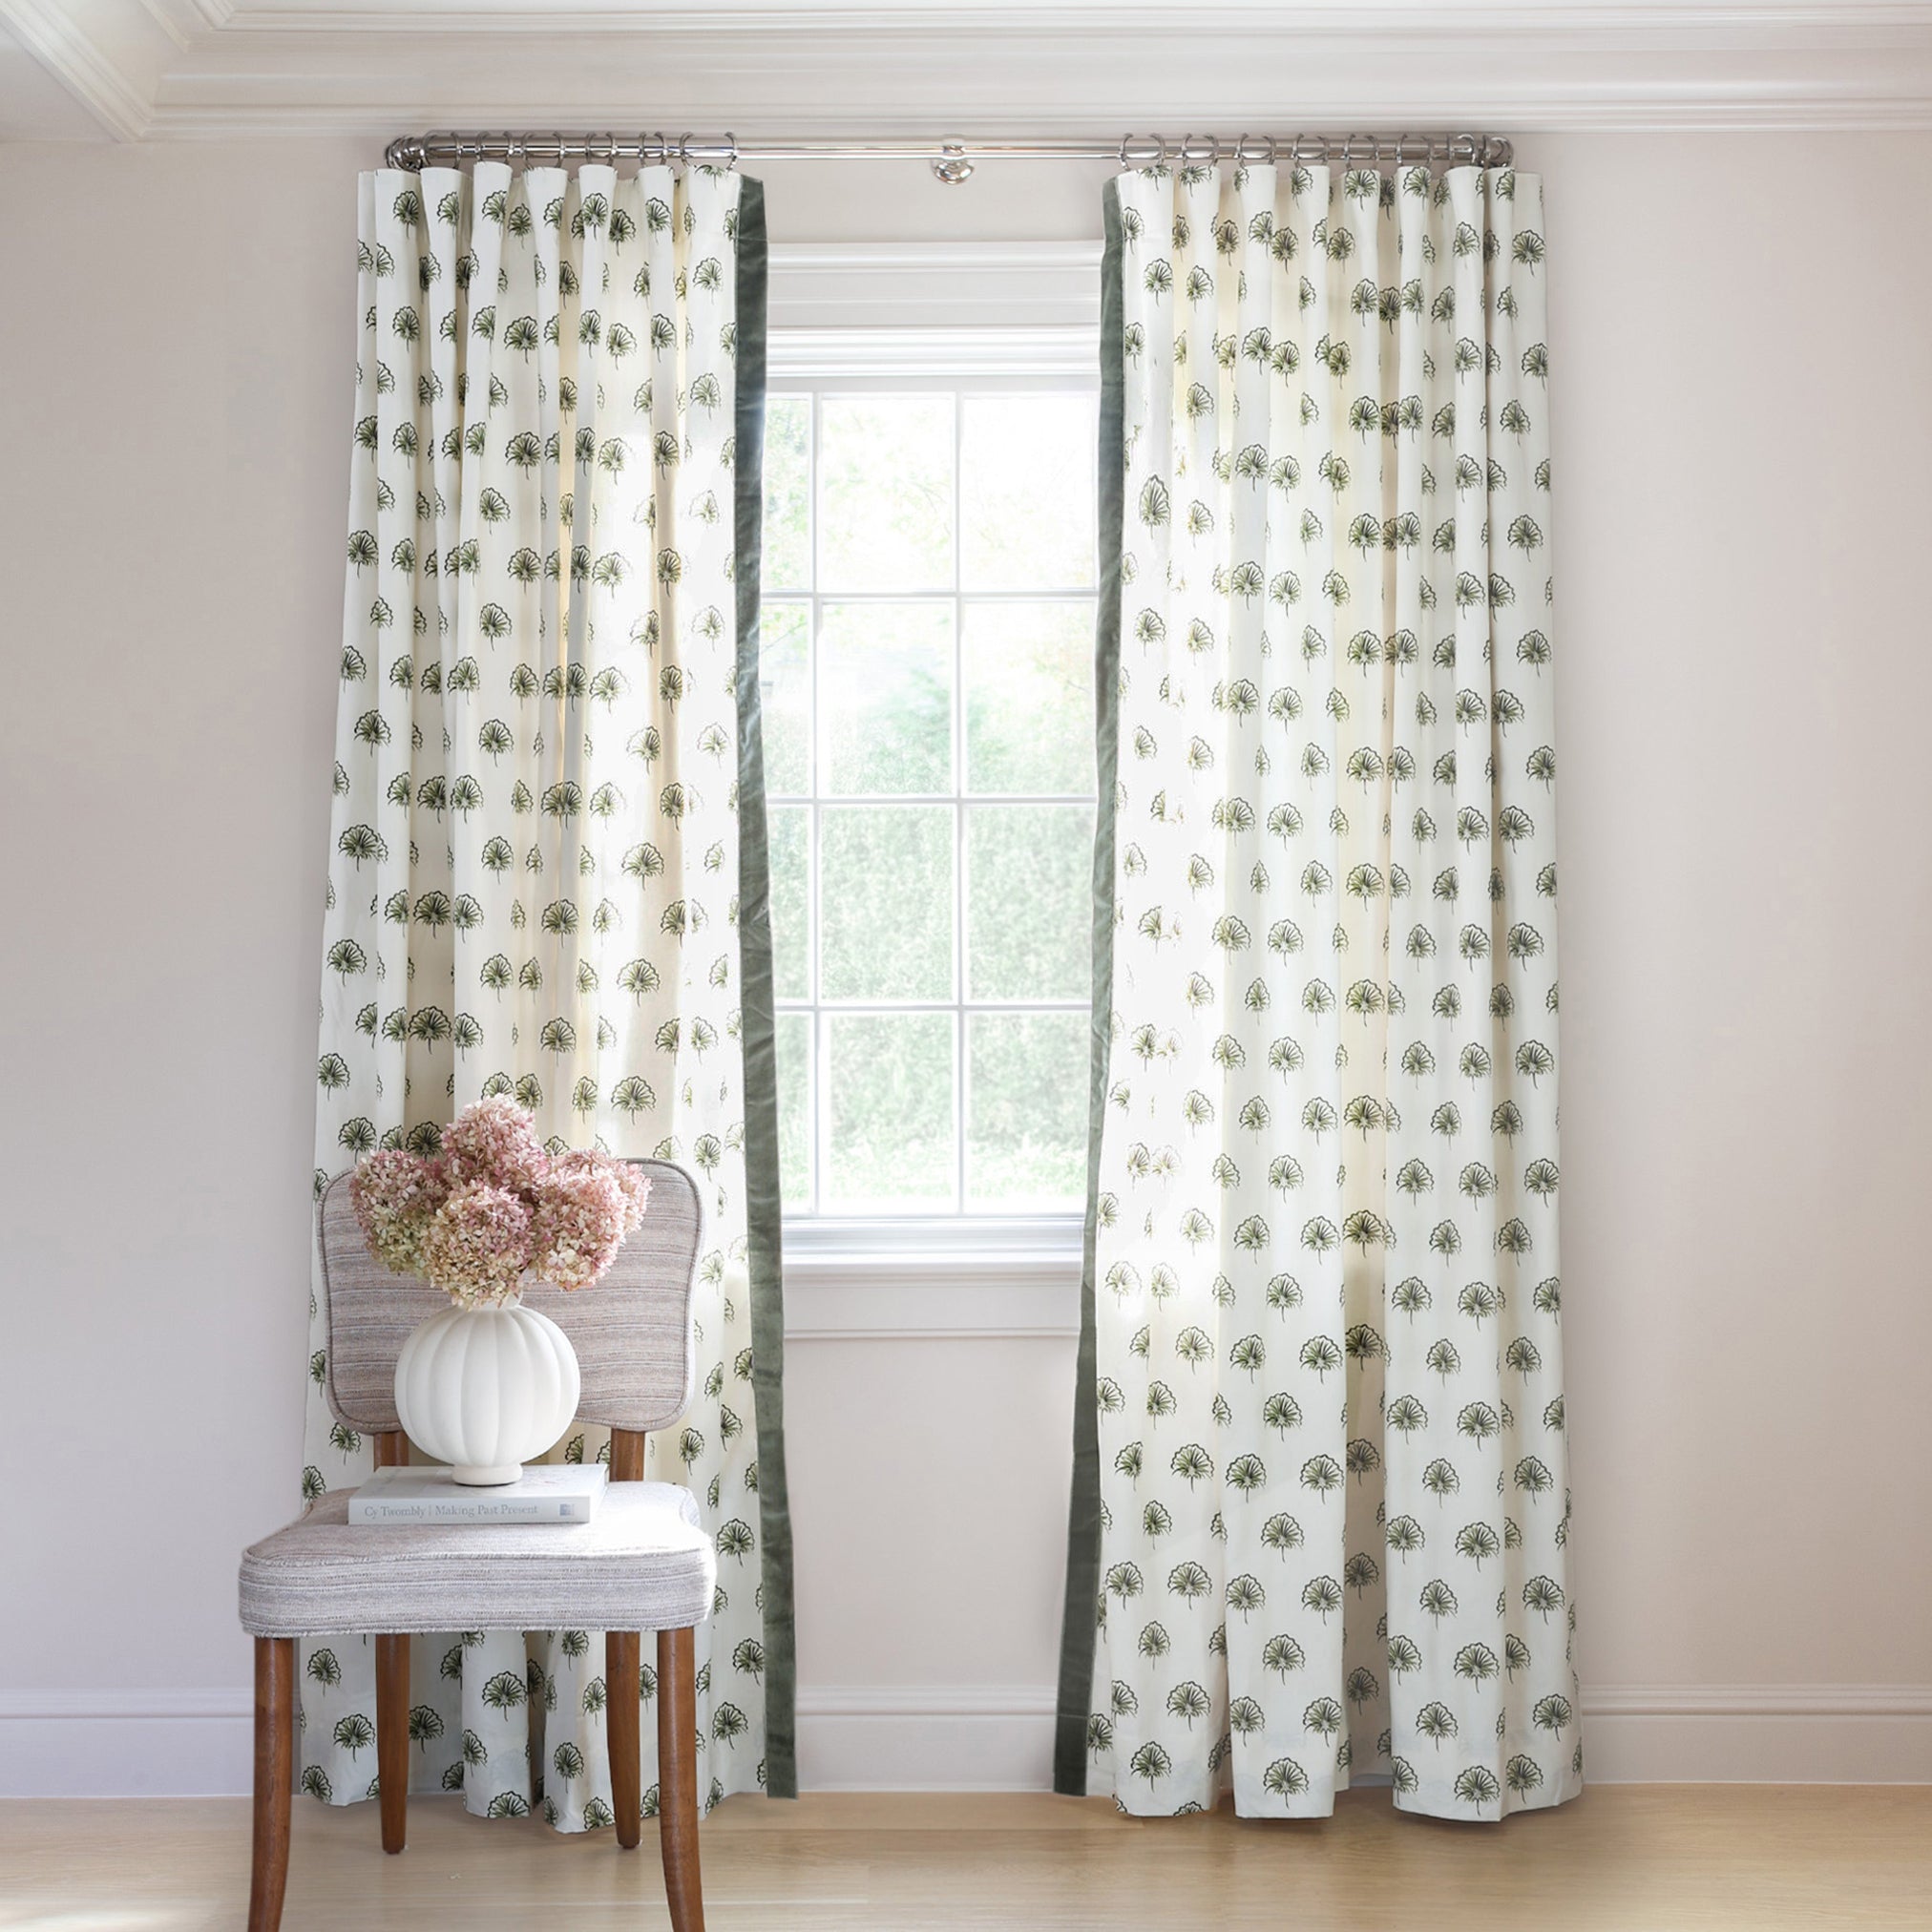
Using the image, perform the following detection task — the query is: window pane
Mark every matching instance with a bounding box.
[764,394,811,592]
[760,604,810,796]
[825,1013,956,1210]
[965,804,1093,1001]
[967,1011,1089,1209]
[961,392,1097,591]
[775,1010,812,1210]
[820,806,954,1001]
[766,805,810,1001]
[773,379,1106,1224]
[819,601,953,796]
[818,394,955,591]
[964,599,1094,796]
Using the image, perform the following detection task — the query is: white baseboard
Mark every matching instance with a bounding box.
[1581,1685,1932,1785]
[0,1689,256,1798]
[796,1685,1059,1792]
[3,1684,1928,1798]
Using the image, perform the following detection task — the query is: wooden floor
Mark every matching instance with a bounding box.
[2,1788,1928,1930]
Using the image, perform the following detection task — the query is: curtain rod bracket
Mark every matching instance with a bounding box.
[930,142,975,186]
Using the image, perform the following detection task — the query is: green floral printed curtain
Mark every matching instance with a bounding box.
[1057,160,1577,1821]
[305,160,794,1829]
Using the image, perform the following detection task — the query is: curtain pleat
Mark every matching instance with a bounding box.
[305,161,794,1828]
[1059,160,1576,1821]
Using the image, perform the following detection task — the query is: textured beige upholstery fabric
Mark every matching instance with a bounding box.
[317,1159,703,1436]
[239,1481,716,1637]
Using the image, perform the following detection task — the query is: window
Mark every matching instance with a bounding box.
[760,377,1099,1218]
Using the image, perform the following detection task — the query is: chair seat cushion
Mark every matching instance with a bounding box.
[239,1480,717,1638]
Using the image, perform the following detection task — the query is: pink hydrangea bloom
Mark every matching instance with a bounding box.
[348,1148,450,1278]
[554,1148,652,1235]
[531,1164,628,1292]
[346,1101,649,1304]
[611,1161,652,1234]
[439,1094,550,1193]
[417,1182,534,1309]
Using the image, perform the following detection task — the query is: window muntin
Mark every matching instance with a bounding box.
[762,381,1098,1217]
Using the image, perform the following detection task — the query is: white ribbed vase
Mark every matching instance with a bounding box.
[393,1298,580,1485]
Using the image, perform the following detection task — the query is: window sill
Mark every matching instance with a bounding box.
[779,1216,1083,1339]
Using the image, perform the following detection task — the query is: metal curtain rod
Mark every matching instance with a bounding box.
[382,129,1513,186]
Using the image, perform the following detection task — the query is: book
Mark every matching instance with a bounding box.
[349,1464,609,1525]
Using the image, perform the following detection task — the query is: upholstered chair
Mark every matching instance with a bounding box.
[239,1160,714,1932]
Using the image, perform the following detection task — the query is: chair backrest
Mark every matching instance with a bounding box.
[317,1158,704,1437]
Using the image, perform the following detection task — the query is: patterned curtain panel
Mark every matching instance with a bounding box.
[306,160,794,1828]
[1056,160,1576,1821]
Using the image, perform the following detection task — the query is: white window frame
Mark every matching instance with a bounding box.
[766,243,1100,1334]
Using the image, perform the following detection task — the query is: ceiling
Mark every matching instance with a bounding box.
[6,1,1932,144]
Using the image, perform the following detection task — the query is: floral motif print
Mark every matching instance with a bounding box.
[304,161,788,1831]
[1069,161,1578,1822]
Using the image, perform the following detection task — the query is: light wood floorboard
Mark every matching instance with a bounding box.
[1,1788,1928,1929]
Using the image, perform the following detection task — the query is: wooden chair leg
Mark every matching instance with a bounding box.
[606,1429,647,1853]
[246,1637,294,1932]
[608,1628,642,1849]
[657,1625,705,1932]
[369,1429,410,1856]
[375,1632,410,1854]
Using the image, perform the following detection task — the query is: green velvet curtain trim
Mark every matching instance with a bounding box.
[731,177,798,1799]
[1053,179,1126,1796]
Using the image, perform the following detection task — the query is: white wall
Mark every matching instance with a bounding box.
[2,132,1928,1796]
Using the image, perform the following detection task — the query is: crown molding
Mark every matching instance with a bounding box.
[0,0,157,137]
[133,3,1932,29]
[139,1,238,50]
[11,3,1932,143]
